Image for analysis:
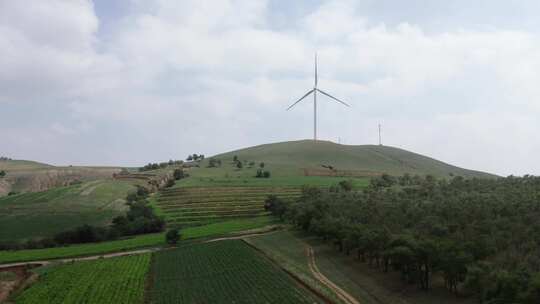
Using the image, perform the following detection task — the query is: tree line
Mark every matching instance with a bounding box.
[266,175,540,303]
[139,159,184,172]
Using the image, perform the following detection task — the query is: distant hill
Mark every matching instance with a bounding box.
[212,140,496,179]
[0,159,122,196]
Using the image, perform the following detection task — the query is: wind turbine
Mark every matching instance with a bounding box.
[287,53,350,141]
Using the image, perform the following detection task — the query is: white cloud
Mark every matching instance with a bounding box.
[2,0,540,175]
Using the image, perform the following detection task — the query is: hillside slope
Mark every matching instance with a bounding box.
[0,180,135,243]
[211,140,495,178]
[0,160,121,196]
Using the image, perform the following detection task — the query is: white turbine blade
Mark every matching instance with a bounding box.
[314,53,318,87]
[286,89,314,110]
[317,89,350,107]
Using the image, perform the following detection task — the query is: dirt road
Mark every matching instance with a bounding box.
[0,248,159,270]
[306,246,360,304]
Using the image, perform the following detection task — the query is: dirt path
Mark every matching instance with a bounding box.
[0,229,281,270]
[205,228,281,243]
[0,248,159,270]
[306,246,360,304]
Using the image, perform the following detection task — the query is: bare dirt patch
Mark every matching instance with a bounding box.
[0,265,40,302]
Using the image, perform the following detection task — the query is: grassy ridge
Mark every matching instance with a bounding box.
[0,217,275,264]
[206,140,495,178]
[15,254,150,304]
[0,180,135,242]
[148,240,320,303]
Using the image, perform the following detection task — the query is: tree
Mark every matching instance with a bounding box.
[236,161,243,169]
[233,155,238,162]
[173,169,185,180]
[187,155,193,161]
[338,180,353,192]
[0,170,5,178]
[259,162,265,168]
[264,195,287,220]
[166,229,181,245]
[256,169,263,178]
[263,171,271,178]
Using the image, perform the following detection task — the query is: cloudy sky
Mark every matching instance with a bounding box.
[2,0,540,176]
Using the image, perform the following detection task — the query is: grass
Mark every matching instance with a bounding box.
[147,240,320,303]
[248,230,474,304]
[176,174,370,188]
[195,140,495,179]
[0,217,276,264]
[15,254,150,304]
[0,180,136,243]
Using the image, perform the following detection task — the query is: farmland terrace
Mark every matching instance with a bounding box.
[156,186,302,227]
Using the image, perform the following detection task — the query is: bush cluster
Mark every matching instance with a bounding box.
[139,160,184,172]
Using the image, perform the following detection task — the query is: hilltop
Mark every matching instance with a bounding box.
[210,140,495,179]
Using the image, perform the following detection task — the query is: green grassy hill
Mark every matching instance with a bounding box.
[208,140,495,179]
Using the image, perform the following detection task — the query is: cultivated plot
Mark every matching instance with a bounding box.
[147,240,321,304]
[15,253,150,304]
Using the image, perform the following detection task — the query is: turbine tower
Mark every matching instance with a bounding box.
[287,54,350,141]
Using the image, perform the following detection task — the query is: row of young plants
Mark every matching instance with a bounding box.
[147,240,320,304]
[266,175,540,303]
[15,253,151,304]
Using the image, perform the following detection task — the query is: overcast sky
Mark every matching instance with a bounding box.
[2,0,540,176]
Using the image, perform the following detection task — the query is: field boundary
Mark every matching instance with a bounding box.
[243,239,334,304]
[307,246,360,304]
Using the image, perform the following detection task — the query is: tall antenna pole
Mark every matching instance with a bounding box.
[378,124,382,146]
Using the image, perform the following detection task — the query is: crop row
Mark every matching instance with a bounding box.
[158,193,299,203]
[147,240,319,303]
[160,186,301,194]
[158,192,299,201]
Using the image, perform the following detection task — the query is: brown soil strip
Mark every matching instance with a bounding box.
[307,246,360,304]
[0,265,39,302]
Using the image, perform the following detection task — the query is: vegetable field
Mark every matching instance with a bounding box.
[147,240,320,303]
[156,186,301,227]
[15,254,151,304]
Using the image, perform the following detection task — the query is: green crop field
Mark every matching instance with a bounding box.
[0,217,275,264]
[147,240,320,304]
[248,230,473,304]
[15,254,150,304]
[156,186,301,227]
[0,179,136,243]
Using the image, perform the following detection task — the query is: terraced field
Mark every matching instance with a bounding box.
[156,186,301,227]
